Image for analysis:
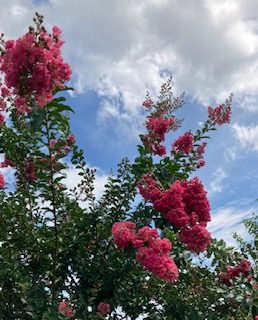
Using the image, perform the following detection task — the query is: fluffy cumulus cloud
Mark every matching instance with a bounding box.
[232,123,258,151]
[1,0,258,127]
[209,167,228,194]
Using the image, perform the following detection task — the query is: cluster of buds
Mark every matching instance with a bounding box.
[141,91,180,156]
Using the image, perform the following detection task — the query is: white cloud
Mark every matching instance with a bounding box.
[224,146,237,162]
[64,165,108,200]
[209,167,227,194]
[232,123,258,151]
[92,171,109,199]
[2,166,16,191]
[2,0,258,135]
[208,199,256,246]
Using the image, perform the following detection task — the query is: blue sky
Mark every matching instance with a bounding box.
[1,0,258,245]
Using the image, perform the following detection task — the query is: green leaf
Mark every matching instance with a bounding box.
[30,109,46,131]
[54,103,74,113]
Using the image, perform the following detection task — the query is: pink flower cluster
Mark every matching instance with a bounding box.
[50,134,75,158]
[58,300,75,318]
[13,96,31,114]
[135,232,179,282]
[0,112,4,125]
[179,225,211,253]
[195,142,207,167]
[196,142,207,158]
[182,177,211,226]
[112,222,179,282]
[142,98,153,108]
[208,104,231,125]
[25,160,37,181]
[0,84,10,112]
[138,175,212,253]
[0,25,71,112]
[112,221,136,249]
[146,117,174,141]
[67,134,76,146]
[171,132,207,168]
[0,157,14,168]
[0,172,5,188]
[137,174,162,203]
[172,131,194,154]
[97,302,110,316]
[219,259,252,285]
[143,116,175,156]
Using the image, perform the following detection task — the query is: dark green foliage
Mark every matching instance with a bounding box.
[0,84,256,320]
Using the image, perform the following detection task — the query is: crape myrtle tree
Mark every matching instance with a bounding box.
[0,14,257,320]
